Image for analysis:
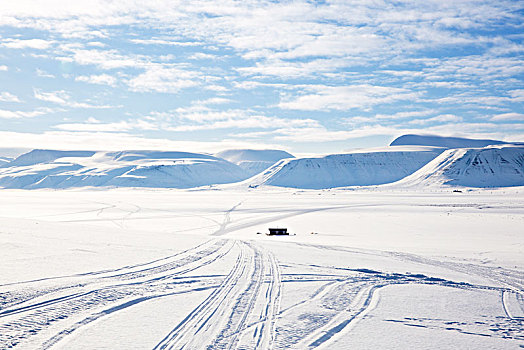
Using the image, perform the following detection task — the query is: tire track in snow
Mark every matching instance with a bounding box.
[0,240,234,349]
[211,200,244,236]
[271,247,521,349]
[154,240,282,350]
[0,239,220,310]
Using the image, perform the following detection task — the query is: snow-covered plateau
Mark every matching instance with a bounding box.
[0,187,522,349]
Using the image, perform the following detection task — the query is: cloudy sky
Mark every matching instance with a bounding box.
[0,0,523,154]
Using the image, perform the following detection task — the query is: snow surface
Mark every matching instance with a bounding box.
[216,149,294,178]
[390,134,519,148]
[0,149,247,189]
[245,148,442,189]
[1,187,522,349]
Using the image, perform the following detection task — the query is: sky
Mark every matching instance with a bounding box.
[0,0,523,155]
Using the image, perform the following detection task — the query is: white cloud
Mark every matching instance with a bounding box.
[87,41,106,47]
[0,130,281,153]
[130,38,201,46]
[490,113,524,121]
[508,89,524,102]
[192,97,232,106]
[76,74,117,86]
[151,106,320,132]
[59,48,144,70]
[204,84,229,92]
[0,65,8,71]
[409,114,463,125]
[167,115,318,132]
[0,107,54,119]
[0,92,20,102]
[54,119,157,132]
[238,57,354,78]
[278,85,420,111]
[1,38,53,49]
[188,52,219,60]
[33,89,117,109]
[36,68,55,78]
[342,110,438,126]
[127,66,200,93]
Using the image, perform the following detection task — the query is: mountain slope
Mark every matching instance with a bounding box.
[216,149,294,177]
[0,150,247,189]
[388,146,524,188]
[246,148,442,189]
[390,134,514,148]
[0,157,12,166]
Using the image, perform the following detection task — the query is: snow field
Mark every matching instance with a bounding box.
[0,188,522,349]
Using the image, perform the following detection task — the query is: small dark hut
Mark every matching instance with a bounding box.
[268,227,288,235]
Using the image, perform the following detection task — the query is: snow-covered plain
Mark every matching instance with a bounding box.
[1,187,523,349]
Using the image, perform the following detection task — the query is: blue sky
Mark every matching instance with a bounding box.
[0,1,523,155]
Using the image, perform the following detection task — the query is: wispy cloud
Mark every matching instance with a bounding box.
[0,92,20,102]
[35,68,55,78]
[408,114,463,125]
[54,119,157,132]
[127,65,200,93]
[130,38,201,46]
[33,89,117,109]
[75,74,117,87]
[490,113,524,121]
[1,38,53,49]
[0,107,55,119]
[152,106,319,132]
[278,85,420,111]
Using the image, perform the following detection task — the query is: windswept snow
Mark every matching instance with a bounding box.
[0,149,247,189]
[390,134,518,148]
[390,146,524,188]
[216,149,294,178]
[246,148,442,189]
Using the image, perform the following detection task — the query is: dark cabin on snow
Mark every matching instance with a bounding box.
[268,227,288,235]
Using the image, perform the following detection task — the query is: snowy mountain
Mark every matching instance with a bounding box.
[0,149,248,189]
[216,149,294,177]
[390,134,517,148]
[3,141,524,190]
[0,157,12,166]
[245,147,443,189]
[389,145,524,188]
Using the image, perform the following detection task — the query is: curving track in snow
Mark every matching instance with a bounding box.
[0,239,284,350]
[154,240,281,350]
[1,237,522,349]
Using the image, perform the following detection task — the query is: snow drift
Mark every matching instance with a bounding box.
[216,149,294,177]
[389,145,524,188]
[246,148,442,189]
[0,149,247,189]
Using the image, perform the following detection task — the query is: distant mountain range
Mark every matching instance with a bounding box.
[0,135,522,189]
[0,150,247,189]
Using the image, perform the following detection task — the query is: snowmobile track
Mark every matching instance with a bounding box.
[0,239,234,349]
[154,240,282,350]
